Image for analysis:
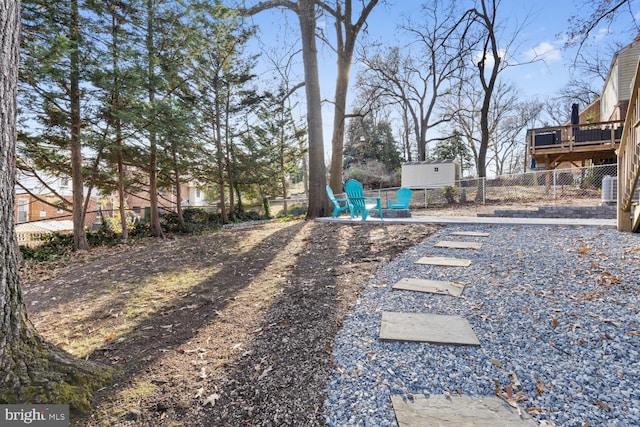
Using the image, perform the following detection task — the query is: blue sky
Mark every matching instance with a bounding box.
[242,1,639,154]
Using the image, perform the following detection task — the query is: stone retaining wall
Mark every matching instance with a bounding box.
[477,205,617,219]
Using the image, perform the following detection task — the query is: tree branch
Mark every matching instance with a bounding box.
[237,0,296,16]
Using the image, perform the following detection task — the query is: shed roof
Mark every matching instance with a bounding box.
[402,159,457,166]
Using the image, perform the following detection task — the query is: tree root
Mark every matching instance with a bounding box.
[0,334,115,417]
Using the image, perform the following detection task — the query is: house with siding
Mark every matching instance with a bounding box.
[525,39,640,169]
[15,167,210,227]
[600,38,640,122]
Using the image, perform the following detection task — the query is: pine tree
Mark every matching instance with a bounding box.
[2,0,112,410]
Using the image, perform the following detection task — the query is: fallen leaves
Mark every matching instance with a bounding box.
[592,401,612,411]
[203,393,220,406]
[490,358,503,368]
[598,271,623,286]
[492,378,529,417]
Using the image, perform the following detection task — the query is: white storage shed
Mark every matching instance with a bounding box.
[401,159,460,188]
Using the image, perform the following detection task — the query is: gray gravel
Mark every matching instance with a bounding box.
[323,224,640,426]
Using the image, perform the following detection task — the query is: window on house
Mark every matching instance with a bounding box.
[434,167,439,173]
[195,189,202,198]
[17,199,29,223]
[60,176,70,188]
[132,206,141,214]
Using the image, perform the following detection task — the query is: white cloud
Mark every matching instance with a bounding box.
[593,27,612,41]
[524,41,561,63]
[472,48,507,68]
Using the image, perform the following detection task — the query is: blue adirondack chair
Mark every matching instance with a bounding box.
[326,185,350,217]
[388,187,412,209]
[344,179,383,220]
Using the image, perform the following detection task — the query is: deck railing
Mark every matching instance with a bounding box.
[617,61,640,231]
[528,120,624,161]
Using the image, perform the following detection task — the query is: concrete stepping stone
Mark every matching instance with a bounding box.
[391,394,537,427]
[435,240,483,250]
[392,278,464,297]
[450,231,490,237]
[416,256,472,267]
[379,312,480,346]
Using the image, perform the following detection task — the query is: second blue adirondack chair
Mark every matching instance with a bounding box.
[388,187,412,209]
[344,179,383,221]
[326,185,350,217]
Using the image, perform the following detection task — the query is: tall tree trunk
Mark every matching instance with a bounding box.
[329,50,351,193]
[327,0,378,194]
[70,0,89,250]
[239,0,349,217]
[146,0,164,237]
[225,94,235,221]
[214,77,228,223]
[1,0,111,409]
[280,100,289,216]
[298,0,327,218]
[112,10,128,241]
[171,142,187,232]
[474,0,500,202]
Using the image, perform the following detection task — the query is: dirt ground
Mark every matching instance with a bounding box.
[20,220,438,426]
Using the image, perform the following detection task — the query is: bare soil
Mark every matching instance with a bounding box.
[21,220,438,426]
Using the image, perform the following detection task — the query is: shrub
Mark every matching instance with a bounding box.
[129,222,152,238]
[235,208,263,222]
[442,186,459,204]
[344,161,399,189]
[277,204,307,219]
[87,221,121,247]
[20,232,74,262]
[160,208,221,234]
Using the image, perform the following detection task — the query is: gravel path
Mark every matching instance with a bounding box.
[324,224,640,427]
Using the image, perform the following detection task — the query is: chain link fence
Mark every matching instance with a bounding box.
[270,163,622,214]
[17,163,627,246]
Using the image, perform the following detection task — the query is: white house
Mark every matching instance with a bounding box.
[401,159,460,188]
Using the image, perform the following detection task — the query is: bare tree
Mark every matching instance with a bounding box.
[456,0,533,198]
[566,0,639,53]
[356,1,467,162]
[487,83,543,175]
[442,67,482,176]
[445,74,541,177]
[239,0,328,218]
[318,0,379,194]
[265,29,311,196]
[467,0,501,191]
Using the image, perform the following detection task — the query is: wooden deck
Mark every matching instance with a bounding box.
[527,121,624,166]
